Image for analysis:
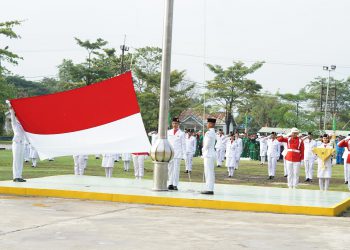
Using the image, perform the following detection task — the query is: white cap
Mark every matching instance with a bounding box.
[257,133,260,136]
[290,127,299,133]
[277,133,282,137]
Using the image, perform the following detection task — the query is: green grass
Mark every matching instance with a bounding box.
[0,150,349,192]
[0,141,12,145]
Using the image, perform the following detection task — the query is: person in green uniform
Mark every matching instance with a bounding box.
[242,133,250,158]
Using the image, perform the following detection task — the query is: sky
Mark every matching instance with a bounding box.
[1,0,350,94]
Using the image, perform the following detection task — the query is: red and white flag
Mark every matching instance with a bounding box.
[8,71,151,160]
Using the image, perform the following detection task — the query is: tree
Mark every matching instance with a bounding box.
[206,61,264,133]
[58,38,133,87]
[133,47,195,132]
[0,20,23,76]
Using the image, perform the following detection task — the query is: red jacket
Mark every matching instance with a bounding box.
[337,140,350,163]
[277,137,304,162]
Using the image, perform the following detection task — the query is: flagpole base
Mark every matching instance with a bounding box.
[153,162,169,191]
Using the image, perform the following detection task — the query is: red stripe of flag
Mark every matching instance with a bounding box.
[10,71,140,135]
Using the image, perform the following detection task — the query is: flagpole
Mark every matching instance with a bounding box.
[150,0,174,191]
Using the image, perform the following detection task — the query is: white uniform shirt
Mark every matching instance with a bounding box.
[225,139,237,158]
[10,110,26,143]
[185,135,197,154]
[257,137,268,155]
[235,137,243,156]
[202,128,216,158]
[267,138,281,158]
[215,134,226,150]
[304,138,317,160]
[168,129,186,159]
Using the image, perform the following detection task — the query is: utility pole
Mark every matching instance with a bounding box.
[120,35,129,74]
[322,65,336,130]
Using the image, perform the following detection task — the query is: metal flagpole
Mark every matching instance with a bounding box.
[150,0,174,191]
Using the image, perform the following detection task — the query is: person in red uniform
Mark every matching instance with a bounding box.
[277,127,304,188]
[337,136,350,191]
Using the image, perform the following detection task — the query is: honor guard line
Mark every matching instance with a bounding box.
[0,175,349,217]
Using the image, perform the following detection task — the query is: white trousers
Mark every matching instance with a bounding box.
[267,156,277,177]
[31,158,37,167]
[133,155,145,179]
[123,161,130,171]
[344,163,349,182]
[235,156,241,169]
[204,157,215,191]
[286,161,301,188]
[216,149,225,166]
[304,158,314,180]
[73,156,87,175]
[283,158,287,176]
[227,167,235,177]
[168,158,181,186]
[12,141,24,179]
[261,155,266,164]
[104,167,114,178]
[185,153,193,171]
[319,178,330,191]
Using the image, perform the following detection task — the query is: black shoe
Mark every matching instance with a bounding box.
[284,175,288,177]
[345,181,348,184]
[13,178,26,182]
[168,185,174,190]
[173,186,178,191]
[201,191,214,195]
[217,165,221,168]
[184,170,189,173]
[25,160,29,163]
[305,178,309,182]
[271,176,274,179]
[49,159,54,161]
[31,165,36,168]
[95,157,100,159]
[268,176,272,180]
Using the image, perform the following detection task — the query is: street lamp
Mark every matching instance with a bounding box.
[322,65,336,130]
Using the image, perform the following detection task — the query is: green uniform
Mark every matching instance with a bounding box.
[242,137,250,157]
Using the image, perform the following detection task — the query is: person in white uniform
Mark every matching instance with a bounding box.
[8,105,26,182]
[167,117,186,190]
[266,132,281,179]
[316,134,334,191]
[73,155,88,175]
[184,129,196,173]
[201,118,217,195]
[122,153,132,171]
[257,134,268,165]
[225,133,237,177]
[234,132,243,170]
[302,132,317,182]
[29,145,39,168]
[24,139,30,163]
[101,154,116,178]
[132,153,148,179]
[215,129,226,167]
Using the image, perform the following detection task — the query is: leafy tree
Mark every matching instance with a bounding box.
[206,61,264,133]
[0,20,23,75]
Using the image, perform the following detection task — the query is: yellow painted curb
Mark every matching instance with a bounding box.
[0,186,343,217]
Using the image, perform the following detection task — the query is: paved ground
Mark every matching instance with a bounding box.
[0,195,349,250]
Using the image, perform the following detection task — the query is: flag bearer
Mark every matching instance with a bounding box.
[234,132,243,169]
[167,117,186,190]
[316,134,334,191]
[277,128,304,188]
[201,118,217,195]
[9,106,26,182]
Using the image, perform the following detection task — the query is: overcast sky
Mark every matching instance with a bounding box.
[2,0,350,93]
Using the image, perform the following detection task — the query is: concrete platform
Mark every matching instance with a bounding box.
[0,175,349,216]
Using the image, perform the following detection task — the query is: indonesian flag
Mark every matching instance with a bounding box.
[8,71,151,160]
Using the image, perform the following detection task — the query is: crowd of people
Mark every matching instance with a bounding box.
[9,104,350,194]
